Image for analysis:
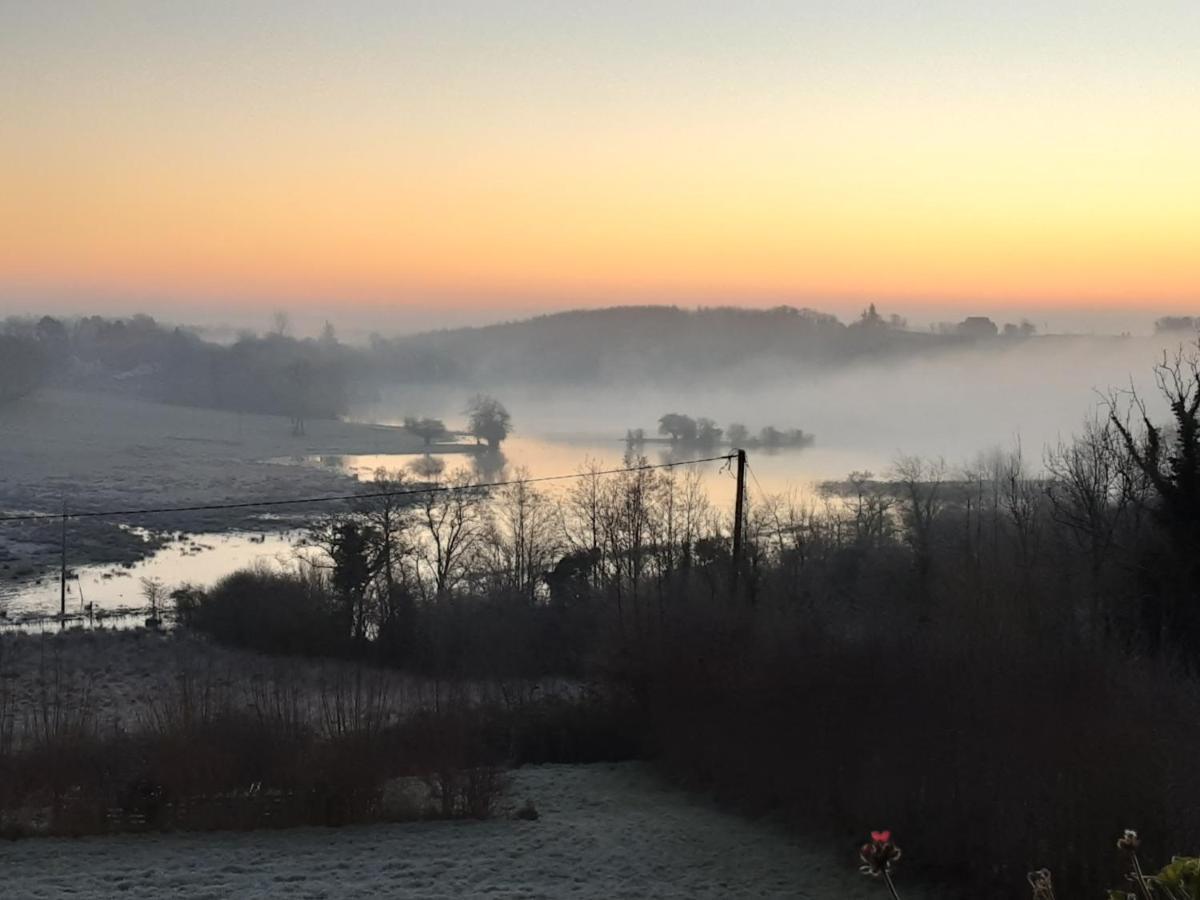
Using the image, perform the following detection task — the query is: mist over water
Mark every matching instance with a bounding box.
[353,331,1187,486]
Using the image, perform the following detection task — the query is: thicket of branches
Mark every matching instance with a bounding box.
[0,633,638,836]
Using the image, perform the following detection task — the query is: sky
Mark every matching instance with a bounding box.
[1,1,1198,333]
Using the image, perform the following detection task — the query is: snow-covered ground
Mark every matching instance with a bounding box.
[4,763,923,899]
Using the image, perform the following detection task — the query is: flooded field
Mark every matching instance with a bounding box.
[0,529,302,627]
[0,432,838,625]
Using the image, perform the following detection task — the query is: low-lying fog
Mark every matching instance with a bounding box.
[355,332,1189,483]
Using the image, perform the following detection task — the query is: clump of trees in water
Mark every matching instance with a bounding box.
[402,416,449,447]
[465,394,512,449]
[727,423,812,449]
[623,414,812,449]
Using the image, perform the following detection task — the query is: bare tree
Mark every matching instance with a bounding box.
[1046,416,1147,636]
[141,576,167,625]
[1108,345,1200,538]
[1106,343,1200,654]
[891,454,946,587]
[415,469,486,600]
[484,468,560,603]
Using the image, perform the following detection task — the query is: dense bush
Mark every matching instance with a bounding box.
[178,568,346,657]
[0,642,640,836]
[641,601,1200,898]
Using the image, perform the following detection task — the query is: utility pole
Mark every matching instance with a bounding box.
[731,449,746,594]
[60,498,67,627]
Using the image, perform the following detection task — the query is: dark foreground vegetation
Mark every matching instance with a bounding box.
[0,632,640,836]
[4,343,1200,899]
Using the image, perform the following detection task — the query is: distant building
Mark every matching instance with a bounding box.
[957,316,998,338]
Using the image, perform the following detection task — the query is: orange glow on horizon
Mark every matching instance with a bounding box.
[2,5,1197,315]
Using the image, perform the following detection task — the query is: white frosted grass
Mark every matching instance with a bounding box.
[3,763,936,899]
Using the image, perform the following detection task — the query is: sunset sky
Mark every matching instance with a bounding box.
[2,2,1198,331]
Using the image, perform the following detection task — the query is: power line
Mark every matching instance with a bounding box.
[0,453,737,525]
[745,459,769,501]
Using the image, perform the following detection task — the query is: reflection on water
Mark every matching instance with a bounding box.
[278,433,859,510]
[0,530,300,625]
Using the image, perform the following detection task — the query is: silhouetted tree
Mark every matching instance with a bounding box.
[403,416,449,447]
[1155,316,1198,334]
[330,520,379,642]
[758,425,783,447]
[1110,347,1200,539]
[695,418,723,446]
[1109,344,1200,657]
[658,413,697,443]
[465,395,511,449]
[856,303,884,328]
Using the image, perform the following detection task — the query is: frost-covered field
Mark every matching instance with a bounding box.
[4,763,923,899]
[0,629,557,742]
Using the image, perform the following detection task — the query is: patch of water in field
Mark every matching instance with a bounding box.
[0,529,302,626]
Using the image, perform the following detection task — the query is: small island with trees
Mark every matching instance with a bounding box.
[399,394,512,451]
[624,414,814,450]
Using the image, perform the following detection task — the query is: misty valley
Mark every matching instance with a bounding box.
[1,307,1183,626]
[2,305,1200,900]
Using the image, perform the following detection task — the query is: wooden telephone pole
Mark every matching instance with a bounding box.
[59,499,67,626]
[731,449,746,593]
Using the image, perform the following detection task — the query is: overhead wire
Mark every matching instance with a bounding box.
[0,453,738,525]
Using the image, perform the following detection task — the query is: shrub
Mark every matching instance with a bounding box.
[184,568,345,657]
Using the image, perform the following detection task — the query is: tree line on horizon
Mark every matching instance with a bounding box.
[0,304,1174,423]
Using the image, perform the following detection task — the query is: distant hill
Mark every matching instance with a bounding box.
[369,304,965,385]
[2,305,1043,412]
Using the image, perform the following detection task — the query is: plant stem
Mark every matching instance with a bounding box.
[883,870,902,900]
[1130,851,1156,900]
